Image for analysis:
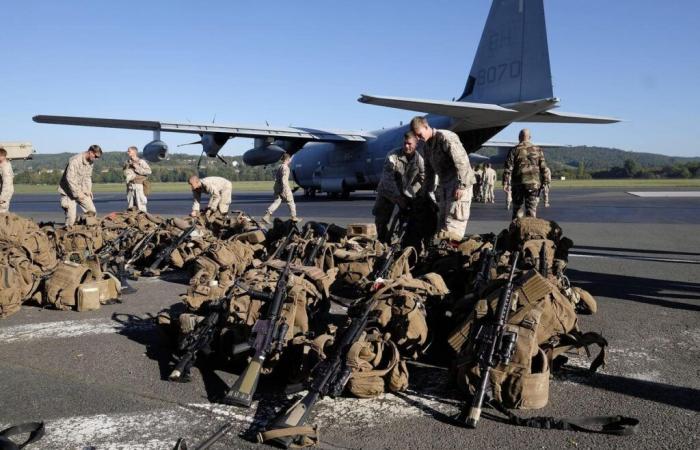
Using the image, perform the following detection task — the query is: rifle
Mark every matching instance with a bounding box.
[168,288,236,382]
[125,229,158,267]
[267,225,299,262]
[259,239,403,448]
[302,224,328,266]
[472,236,499,296]
[221,244,298,407]
[143,222,196,276]
[460,251,520,428]
[97,228,138,295]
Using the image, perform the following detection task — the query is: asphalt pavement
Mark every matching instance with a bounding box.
[1,187,698,449]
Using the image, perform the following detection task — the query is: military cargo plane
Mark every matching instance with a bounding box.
[33,0,618,198]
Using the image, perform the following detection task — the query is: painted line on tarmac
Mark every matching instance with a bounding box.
[0,318,155,344]
[627,191,700,198]
[570,252,700,265]
[0,388,458,449]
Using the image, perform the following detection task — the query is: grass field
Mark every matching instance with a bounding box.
[13,178,700,194]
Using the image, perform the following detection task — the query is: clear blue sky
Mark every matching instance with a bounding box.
[1,0,698,157]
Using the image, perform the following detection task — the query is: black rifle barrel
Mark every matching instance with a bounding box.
[303,224,329,266]
[223,245,297,407]
[464,251,519,429]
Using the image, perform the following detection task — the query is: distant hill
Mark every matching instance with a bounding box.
[477,146,700,172]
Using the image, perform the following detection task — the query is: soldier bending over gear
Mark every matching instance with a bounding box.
[58,144,101,226]
[263,153,300,224]
[0,147,14,213]
[189,175,233,217]
[372,130,425,243]
[543,166,552,208]
[123,146,152,212]
[502,129,548,219]
[411,116,476,241]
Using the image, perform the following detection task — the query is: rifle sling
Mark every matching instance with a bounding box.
[257,425,319,448]
[0,422,45,450]
[487,400,639,436]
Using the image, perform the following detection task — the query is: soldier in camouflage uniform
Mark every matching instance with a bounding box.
[58,145,101,226]
[262,153,300,224]
[543,166,552,207]
[483,162,497,203]
[411,116,475,241]
[189,175,233,217]
[123,146,152,212]
[0,148,14,213]
[502,129,548,219]
[372,131,425,242]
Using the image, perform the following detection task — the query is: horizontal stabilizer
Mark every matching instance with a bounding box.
[519,110,620,124]
[482,140,569,149]
[358,94,517,124]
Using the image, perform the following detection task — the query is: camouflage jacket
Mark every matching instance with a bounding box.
[274,164,292,195]
[423,129,475,193]
[483,167,497,185]
[502,141,548,188]
[543,166,552,184]
[58,153,93,198]
[0,160,14,203]
[377,148,425,202]
[123,158,152,185]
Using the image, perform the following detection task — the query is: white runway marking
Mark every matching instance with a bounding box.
[0,318,154,344]
[0,390,458,449]
[627,191,700,198]
[570,253,700,264]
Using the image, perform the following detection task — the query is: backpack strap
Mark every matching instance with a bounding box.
[488,400,639,436]
[0,422,45,450]
[257,424,319,448]
[546,331,608,372]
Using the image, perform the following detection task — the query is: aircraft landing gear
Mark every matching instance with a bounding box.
[304,188,316,198]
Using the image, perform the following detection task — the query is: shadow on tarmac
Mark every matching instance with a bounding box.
[556,366,700,412]
[567,269,700,312]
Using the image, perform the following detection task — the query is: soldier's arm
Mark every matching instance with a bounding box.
[134,160,152,176]
[538,149,548,185]
[192,189,201,212]
[502,148,515,185]
[282,165,290,188]
[383,154,404,202]
[65,159,85,198]
[413,154,426,193]
[0,165,13,201]
[446,136,471,189]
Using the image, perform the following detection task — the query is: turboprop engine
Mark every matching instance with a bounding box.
[143,140,169,162]
[242,138,287,166]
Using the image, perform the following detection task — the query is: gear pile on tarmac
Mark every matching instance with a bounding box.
[0,209,633,448]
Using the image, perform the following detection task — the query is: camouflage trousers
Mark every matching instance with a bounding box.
[511,184,540,220]
[437,179,473,240]
[60,194,96,227]
[208,188,233,215]
[372,194,396,243]
[267,189,297,218]
[127,183,148,212]
[483,183,495,203]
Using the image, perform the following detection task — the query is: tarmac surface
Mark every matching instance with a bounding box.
[1,187,699,449]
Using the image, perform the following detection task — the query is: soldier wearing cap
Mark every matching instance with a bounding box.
[0,147,14,213]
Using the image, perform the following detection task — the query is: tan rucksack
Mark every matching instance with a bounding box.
[345,328,409,398]
[450,270,603,410]
[0,240,42,318]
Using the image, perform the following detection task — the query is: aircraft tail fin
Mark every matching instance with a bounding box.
[459,0,553,105]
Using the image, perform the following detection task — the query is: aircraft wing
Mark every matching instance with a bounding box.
[358,94,519,126]
[517,110,620,124]
[32,115,371,142]
[482,140,569,149]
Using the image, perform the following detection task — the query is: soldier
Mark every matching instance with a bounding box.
[410,116,475,241]
[123,146,152,212]
[262,153,300,224]
[188,175,233,217]
[504,181,512,210]
[502,129,548,219]
[543,166,552,207]
[483,162,497,203]
[58,144,101,226]
[473,164,484,203]
[372,131,425,242]
[0,147,14,213]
